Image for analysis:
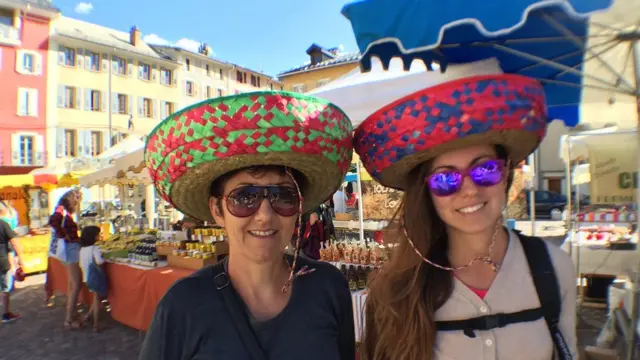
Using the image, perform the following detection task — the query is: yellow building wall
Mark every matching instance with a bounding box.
[228,71,282,94]
[279,63,359,92]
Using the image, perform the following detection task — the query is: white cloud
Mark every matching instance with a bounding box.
[143,34,214,56]
[74,2,94,14]
[338,44,345,51]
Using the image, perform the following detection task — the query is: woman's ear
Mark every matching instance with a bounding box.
[209,197,224,227]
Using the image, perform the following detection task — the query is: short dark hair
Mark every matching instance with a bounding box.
[80,226,101,247]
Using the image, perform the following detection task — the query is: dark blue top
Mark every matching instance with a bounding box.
[139,256,355,360]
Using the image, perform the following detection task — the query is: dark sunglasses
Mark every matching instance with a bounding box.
[223,185,300,218]
[426,159,506,197]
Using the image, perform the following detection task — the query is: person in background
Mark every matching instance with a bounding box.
[48,190,84,330]
[0,204,19,323]
[333,186,347,214]
[345,182,358,208]
[79,225,106,332]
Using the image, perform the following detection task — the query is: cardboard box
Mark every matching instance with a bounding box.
[156,244,176,256]
[582,346,620,360]
[167,254,218,270]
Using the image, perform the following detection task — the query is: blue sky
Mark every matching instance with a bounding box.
[54,0,360,77]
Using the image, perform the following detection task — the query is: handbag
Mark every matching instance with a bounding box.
[49,214,68,262]
[212,263,267,360]
[86,260,107,297]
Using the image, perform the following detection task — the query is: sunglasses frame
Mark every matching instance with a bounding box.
[426,159,507,197]
[222,185,300,218]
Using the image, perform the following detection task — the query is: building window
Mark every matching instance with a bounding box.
[236,70,246,83]
[186,80,195,96]
[270,83,274,90]
[90,90,102,111]
[86,51,100,71]
[113,56,127,75]
[164,101,174,117]
[292,84,307,93]
[90,131,102,156]
[160,68,173,86]
[116,93,128,114]
[139,62,151,81]
[206,86,213,98]
[219,69,223,80]
[64,130,76,157]
[62,47,75,67]
[185,58,191,71]
[143,98,153,118]
[63,86,78,108]
[250,75,258,87]
[317,79,331,88]
[16,50,42,75]
[205,64,210,75]
[17,88,37,116]
[18,135,34,165]
[23,53,34,72]
[217,89,223,97]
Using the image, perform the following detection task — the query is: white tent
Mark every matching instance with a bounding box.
[309,58,504,127]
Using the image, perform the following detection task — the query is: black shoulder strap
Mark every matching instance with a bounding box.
[211,263,268,360]
[517,232,573,360]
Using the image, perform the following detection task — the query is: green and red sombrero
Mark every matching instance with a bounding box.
[144,91,354,222]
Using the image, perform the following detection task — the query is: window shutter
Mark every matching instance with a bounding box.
[172,70,177,86]
[57,46,65,65]
[112,56,118,73]
[84,88,91,110]
[152,64,157,81]
[128,94,133,115]
[183,80,187,95]
[77,49,84,68]
[137,97,143,116]
[28,89,38,116]
[85,130,93,157]
[11,134,19,165]
[84,51,91,70]
[127,58,134,76]
[102,131,110,151]
[36,135,45,165]
[15,50,24,73]
[152,99,157,119]
[102,53,109,72]
[56,128,65,157]
[75,87,81,109]
[137,63,143,79]
[111,92,118,113]
[160,100,166,120]
[35,53,42,75]
[57,85,65,107]
[160,69,166,85]
[101,91,107,112]
[17,88,27,115]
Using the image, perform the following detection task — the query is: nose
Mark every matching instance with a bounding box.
[458,175,479,197]
[253,197,276,221]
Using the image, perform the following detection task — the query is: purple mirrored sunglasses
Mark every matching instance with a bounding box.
[426,159,506,197]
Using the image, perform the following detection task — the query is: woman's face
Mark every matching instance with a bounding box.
[428,145,507,235]
[210,169,299,264]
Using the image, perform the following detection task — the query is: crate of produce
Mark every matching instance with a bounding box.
[167,254,218,270]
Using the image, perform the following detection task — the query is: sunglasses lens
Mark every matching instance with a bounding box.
[269,187,299,217]
[428,171,462,196]
[470,160,504,187]
[226,186,262,217]
[226,186,299,218]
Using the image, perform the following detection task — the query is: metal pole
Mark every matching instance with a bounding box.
[108,51,113,146]
[565,135,573,259]
[528,153,536,236]
[355,161,365,243]
[625,38,640,360]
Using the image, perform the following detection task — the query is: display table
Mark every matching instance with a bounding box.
[12,234,50,274]
[46,257,194,331]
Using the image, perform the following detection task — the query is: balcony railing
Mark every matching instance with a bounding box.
[0,23,20,46]
[0,151,47,166]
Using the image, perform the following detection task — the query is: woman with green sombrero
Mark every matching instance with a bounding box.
[139,92,355,360]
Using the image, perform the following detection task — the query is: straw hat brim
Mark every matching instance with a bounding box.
[378,129,540,190]
[170,152,344,222]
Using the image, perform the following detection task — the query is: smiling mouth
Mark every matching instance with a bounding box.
[248,230,277,237]
[457,202,486,214]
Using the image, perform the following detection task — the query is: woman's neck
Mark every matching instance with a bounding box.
[447,224,509,268]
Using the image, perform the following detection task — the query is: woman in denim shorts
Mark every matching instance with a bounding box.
[48,190,83,330]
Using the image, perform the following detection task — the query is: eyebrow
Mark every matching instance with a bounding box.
[431,154,496,173]
[233,182,293,188]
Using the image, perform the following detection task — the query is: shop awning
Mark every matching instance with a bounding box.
[0,174,34,188]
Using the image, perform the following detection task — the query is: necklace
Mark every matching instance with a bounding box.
[401,219,502,272]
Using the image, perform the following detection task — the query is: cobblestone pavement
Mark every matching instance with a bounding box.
[1,279,143,360]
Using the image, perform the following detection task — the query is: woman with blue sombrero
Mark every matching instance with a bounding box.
[357,71,577,360]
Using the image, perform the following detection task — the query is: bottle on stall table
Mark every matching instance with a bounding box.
[347,266,358,292]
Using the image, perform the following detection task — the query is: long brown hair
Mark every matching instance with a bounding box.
[360,145,513,360]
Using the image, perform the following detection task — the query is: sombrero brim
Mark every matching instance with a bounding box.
[378,129,540,190]
[171,152,345,222]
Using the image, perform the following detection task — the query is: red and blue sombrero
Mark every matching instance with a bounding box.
[354,73,548,190]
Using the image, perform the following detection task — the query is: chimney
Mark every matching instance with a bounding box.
[130,26,141,47]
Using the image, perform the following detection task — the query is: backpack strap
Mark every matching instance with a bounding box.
[211,263,268,360]
[516,232,573,360]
